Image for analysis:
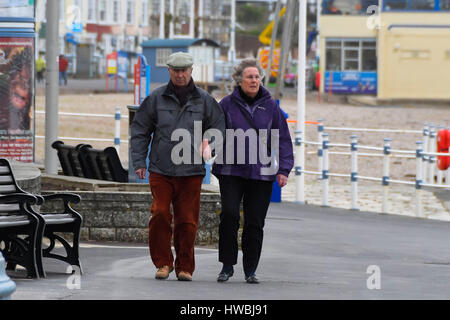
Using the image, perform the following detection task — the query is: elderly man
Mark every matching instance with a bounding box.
[131,52,225,281]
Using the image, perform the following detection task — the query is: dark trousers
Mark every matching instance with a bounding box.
[148,171,204,275]
[217,175,273,276]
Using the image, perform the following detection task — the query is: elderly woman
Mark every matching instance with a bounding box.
[212,59,294,283]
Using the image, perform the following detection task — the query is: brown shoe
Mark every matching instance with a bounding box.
[155,266,174,280]
[177,271,192,281]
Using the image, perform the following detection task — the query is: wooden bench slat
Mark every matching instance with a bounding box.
[0,215,30,227]
[43,214,75,225]
[0,203,20,213]
[0,176,13,184]
[0,185,17,193]
[0,166,10,174]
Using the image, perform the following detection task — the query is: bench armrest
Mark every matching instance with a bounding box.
[41,193,81,204]
[39,193,82,221]
[0,193,37,205]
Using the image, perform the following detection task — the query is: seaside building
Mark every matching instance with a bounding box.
[318,0,450,100]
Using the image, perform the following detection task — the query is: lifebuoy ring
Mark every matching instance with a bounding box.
[437,129,450,171]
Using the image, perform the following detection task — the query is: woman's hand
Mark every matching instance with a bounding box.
[277,174,288,188]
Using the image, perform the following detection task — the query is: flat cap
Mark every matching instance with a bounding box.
[166,52,194,69]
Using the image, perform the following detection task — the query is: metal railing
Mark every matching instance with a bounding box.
[294,121,450,217]
[34,108,450,217]
[35,107,129,152]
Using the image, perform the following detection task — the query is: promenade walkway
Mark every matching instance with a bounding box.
[9,201,450,300]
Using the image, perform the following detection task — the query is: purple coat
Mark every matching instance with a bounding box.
[212,86,294,181]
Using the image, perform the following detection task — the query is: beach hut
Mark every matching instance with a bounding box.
[141,38,219,84]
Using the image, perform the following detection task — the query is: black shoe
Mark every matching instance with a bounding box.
[217,270,234,282]
[245,274,259,284]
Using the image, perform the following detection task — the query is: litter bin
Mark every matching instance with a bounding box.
[128,105,150,183]
[270,99,288,203]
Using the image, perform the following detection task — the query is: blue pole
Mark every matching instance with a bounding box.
[146,65,151,96]
[0,252,16,300]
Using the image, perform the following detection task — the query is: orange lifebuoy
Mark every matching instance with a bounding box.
[437,129,450,170]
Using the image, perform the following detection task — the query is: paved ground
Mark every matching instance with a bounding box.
[7,201,450,301]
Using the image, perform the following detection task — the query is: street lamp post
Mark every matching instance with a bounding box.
[45,0,59,175]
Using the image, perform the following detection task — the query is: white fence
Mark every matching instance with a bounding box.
[34,109,450,216]
[35,107,128,152]
[294,121,450,217]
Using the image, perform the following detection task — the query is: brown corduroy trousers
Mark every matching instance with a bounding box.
[148,171,204,275]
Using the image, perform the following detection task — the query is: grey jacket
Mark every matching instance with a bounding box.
[130,83,225,177]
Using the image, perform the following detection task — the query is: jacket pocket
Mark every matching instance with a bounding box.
[156,105,178,130]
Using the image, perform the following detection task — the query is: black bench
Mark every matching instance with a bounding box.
[51,141,85,177]
[52,141,128,182]
[0,192,40,278]
[0,158,83,278]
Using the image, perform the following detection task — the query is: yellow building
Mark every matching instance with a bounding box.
[319,0,450,100]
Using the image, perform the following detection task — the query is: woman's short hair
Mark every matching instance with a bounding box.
[232,58,265,85]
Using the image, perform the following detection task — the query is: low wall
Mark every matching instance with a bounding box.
[40,174,222,245]
[11,161,41,194]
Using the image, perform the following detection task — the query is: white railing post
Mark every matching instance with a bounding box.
[115,106,121,153]
[350,135,359,211]
[436,126,444,185]
[382,138,391,213]
[446,168,450,188]
[422,123,429,183]
[317,119,324,177]
[322,133,329,207]
[295,130,304,204]
[428,127,436,184]
[415,141,424,218]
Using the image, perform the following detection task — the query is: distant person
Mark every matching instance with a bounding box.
[130,52,225,282]
[36,54,46,83]
[59,54,68,86]
[212,59,294,284]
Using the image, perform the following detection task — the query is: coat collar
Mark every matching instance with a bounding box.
[163,78,201,99]
[231,85,272,107]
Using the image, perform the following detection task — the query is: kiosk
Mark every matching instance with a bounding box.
[0,2,36,163]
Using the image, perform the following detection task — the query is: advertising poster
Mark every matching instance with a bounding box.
[0,36,34,162]
[0,0,35,18]
[324,71,377,94]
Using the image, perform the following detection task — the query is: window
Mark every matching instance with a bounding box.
[326,39,377,72]
[326,41,342,71]
[362,41,377,71]
[112,0,121,23]
[156,48,173,67]
[87,0,97,22]
[343,41,360,71]
[441,0,450,9]
[384,0,438,10]
[141,0,149,26]
[321,0,378,15]
[383,0,408,10]
[410,0,434,9]
[99,0,108,22]
[127,0,135,24]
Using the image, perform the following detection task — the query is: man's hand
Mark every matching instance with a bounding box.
[135,168,147,180]
[277,174,288,188]
[200,139,212,161]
